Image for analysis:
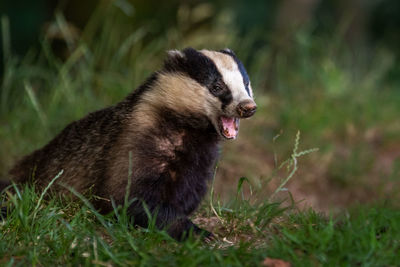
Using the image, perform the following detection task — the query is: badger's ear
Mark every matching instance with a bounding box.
[167,49,185,59]
[220,48,236,56]
[164,49,186,71]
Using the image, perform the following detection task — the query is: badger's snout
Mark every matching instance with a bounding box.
[237,100,257,118]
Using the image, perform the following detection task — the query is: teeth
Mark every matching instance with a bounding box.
[224,128,229,136]
[220,116,239,139]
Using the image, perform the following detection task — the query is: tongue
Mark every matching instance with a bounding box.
[221,116,238,139]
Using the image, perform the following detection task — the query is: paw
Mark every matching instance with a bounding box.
[203,231,217,243]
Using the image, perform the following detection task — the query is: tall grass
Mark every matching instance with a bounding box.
[1,163,399,265]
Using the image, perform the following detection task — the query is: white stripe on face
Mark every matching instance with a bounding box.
[200,50,253,104]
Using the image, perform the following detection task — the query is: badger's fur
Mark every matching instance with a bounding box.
[7,48,256,239]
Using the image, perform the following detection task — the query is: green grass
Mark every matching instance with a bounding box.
[1,183,399,266]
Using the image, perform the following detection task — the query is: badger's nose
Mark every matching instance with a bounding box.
[237,100,257,118]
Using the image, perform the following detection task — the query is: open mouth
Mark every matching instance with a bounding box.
[219,116,240,139]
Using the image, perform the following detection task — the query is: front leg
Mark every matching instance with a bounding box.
[128,201,213,241]
[166,217,214,241]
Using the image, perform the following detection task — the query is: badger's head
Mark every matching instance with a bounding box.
[161,47,256,140]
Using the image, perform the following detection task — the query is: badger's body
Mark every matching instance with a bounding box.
[8,48,256,239]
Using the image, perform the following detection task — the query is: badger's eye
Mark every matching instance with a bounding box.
[211,84,223,94]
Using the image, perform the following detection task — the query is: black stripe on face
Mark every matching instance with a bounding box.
[163,48,233,109]
[220,49,251,97]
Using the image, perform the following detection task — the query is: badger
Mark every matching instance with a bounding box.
[5,48,256,240]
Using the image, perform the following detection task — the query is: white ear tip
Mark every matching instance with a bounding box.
[167,50,184,57]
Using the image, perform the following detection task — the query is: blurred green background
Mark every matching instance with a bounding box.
[1,0,399,212]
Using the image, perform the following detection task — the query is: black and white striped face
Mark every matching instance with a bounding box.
[162,48,256,139]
